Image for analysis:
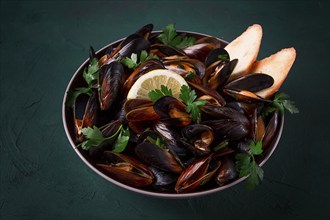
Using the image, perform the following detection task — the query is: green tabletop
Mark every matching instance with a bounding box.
[1,0,329,219]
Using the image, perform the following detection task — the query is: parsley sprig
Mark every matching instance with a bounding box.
[78,125,130,152]
[148,85,173,102]
[263,92,299,116]
[235,141,264,190]
[179,85,207,123]
[157,24,196,49]
[121,50,158,69]
[66,57,99,107]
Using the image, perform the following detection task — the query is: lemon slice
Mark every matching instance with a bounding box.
[127,69,188,100]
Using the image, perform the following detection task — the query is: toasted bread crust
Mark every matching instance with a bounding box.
[251,48,296,98]
[225,24,263,80]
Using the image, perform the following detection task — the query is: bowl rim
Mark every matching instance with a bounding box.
[62,30,284,199]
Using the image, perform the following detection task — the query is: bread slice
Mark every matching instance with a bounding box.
[251,47,296,99]
[225,24,263,80]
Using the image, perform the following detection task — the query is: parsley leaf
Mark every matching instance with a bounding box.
[65,87,93,108]
[83,58,99,86]
[235,140,264,190]
[66,56,99,108]
[179,85,207,122]
[78,125,130,152]
[246,161,264,190]
[262,92,299,116]
[157,24,196,49]
[218,54,230,62]
[121,50,158,69]
[112,126,130,153]
[250,140,263,155]
[148,85,173,102]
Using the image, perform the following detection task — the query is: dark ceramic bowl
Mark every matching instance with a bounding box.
[62,30,284,198]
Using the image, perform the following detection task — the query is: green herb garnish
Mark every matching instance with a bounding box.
[235,140,264,190]
[157,24,196,49]
[262,92,299,116]
[121,50,158,69]
[148,85,173,102]
[218,54,230,62]
[78,125,130,152]
[112,126,130,153]
[83,58,99,86]
[179,85,207,122]
[66,57,99,108]
[146,136,166,149]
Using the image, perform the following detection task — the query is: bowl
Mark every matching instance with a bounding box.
[62,30,284,198]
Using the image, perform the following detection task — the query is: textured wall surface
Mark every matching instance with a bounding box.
[0,0,329,219]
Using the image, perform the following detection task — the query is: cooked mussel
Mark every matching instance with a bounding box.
[215,157,238,186]
[97,151,154,187]
[135,142,183,173]
[154,96,192,126]
[73,90,99,142]
[181,124,214,157]
[175,154,220,193]
[99,61,125,111]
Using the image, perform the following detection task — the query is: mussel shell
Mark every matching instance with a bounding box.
[117,35,151,59]
[181,124,214,156]
[184,43,217,62]
[188,81,226,106]
[179,137,211,157]
[89,46,96,61]
[99,62,125,111]
[149,166,177,189]
[211,59,238,89]
[223,89,271,103]
[135,142,183,173]
[74,90,99,141]
[123,59,165,95]
[163,58,205,80]
[175,155,220,193]
[88,120,122,158]
[124,98,153,113]
[201,105,250,126]
[195,36,223,48]
[154,122,188,156]
[134,23,153,39]
[202,119,250,141]
[97,151,154,187]
[157,44,186,57]
[153,96,191,126]
[215,157,238,186]
[262,110,279,148]
[205,48,230,67]
[126,106,160,122]
[225,73,274,92]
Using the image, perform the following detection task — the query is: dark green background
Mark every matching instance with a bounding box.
[1,0,329,219]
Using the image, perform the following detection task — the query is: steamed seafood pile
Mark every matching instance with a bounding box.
[66,23,298,193]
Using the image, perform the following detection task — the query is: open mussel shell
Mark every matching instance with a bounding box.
[175,154,221,193]
[181,124,214,157]
[97,151,154,187]
[123,59,165,95]
[153,96,192,126]
[223,88,271,103]
[184,43,217,62]
[88,120,122,158]
[73,90,99,142]
[205,48,229,67]
[215,157,238,186]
